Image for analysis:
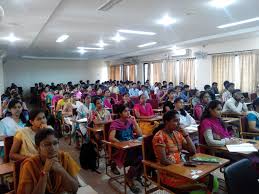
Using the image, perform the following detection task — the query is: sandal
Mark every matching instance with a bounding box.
[136,176,151,187]
[126,179,140,194]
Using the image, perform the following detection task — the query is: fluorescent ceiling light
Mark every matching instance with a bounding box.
[138,42,157,48]
[172,49,187,56]
[157,14,176,26]
[56,34,69,42]
[217,17,259,28]
[96,40,108,47]
[3,33,20,42]
[97,0,123,11]
[169,45,178,51]
[77,47,104,50]
[118,29,156,36]
[210,0,235,8]
[111,33,126,42]
[77,49,88,54]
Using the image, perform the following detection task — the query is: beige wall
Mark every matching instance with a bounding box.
[3,58,108,96]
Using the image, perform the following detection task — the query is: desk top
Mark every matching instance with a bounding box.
[88,127,104,133]
[162,153,229,181]
[204,139,259,154]
[0,162,13,175]
[222,117,240,123]
[137,115,163,122]
[103,140,142,150]
[153,108,163,113]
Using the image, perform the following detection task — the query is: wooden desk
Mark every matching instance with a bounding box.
[203,139,259,155]
[153,108,163,113]
[162,153,229,181]
[0,162,14,183]
[221,112,243,118]
[103,140,142,150]
[137,115,163,122]
[88,127,104,133]
[222,117,240,123]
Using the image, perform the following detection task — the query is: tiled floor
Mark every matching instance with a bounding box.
[59,137,227,194]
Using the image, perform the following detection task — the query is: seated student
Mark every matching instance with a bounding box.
[84,94,95,111]
[109,104,143,194]
[152,110,215,193]
[55,92,70,113]
[191,89,200,107]
[222,82,234,102]
[247,97,259,136]
[138,85,149,99]
[174,85,182,98]
[222,90,248,114]
[200,100,239,147]
[174,97,196,128]
[0,99,26,136]
[17,128,79,194]
[204,85,215,101]
[109,81,119,94]
[156,86,168,102]
[103,89,116,109]
[211,82,219,95]
[91,97,112,125]
[180,85,191,102]
[10,110,52,161]
[193,91,211,121]
[133,94,154,119]
[86,85,96,96]
[129,83,139,97]
[120,93,134,109]
[163,89,176,113]
[134,94,157,135]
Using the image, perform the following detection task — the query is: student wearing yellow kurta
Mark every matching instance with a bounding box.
[10,110,53,161]
[17,128,80,194]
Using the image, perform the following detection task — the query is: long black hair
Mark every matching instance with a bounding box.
[200,100,226,128]
[174,97,186,116]
[7,99,27,123]
[26,109,46,127]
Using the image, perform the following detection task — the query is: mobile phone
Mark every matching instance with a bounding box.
[183,162,197,167]
[247,141,256,144]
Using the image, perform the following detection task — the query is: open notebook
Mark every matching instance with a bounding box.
[185,124,199,133]
[226,143,258,153]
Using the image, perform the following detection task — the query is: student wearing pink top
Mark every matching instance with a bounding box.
[103,89,116,109]
[133,94,156,135]
[133,94,154,118]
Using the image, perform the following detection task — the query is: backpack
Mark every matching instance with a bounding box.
[79,140,99,172]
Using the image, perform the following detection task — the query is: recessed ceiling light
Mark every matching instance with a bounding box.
[96,40,108,47]
[77,49,88,54]
[111,33,126,42]
[118,29,156,36]
[56,34,69,42]
[77,47,104,50]
[217,17,259,28]
[169,45,178,51]
[157,14,176,26]
[3,33,20,42]
[138,42,157,48]
[210,0,235,8]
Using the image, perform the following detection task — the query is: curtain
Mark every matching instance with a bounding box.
[179,58,196,88]
[122,64,136,81]
[128,64,136,81]
[152,62,163,82]
[239,53,256,93]
[109,65,121,80]
[165,60,177,85]
[212,55,235,92]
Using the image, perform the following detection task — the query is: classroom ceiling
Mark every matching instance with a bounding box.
[0,0,259,60]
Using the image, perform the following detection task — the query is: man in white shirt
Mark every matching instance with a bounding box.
[222,89,248,114]
[129,83,139,97]
[222,83,234,102]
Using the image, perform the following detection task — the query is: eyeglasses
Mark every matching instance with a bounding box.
[41,141,59,148]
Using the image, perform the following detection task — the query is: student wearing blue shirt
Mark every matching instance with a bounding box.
[247,98,259,139]
[180,85,190,102]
